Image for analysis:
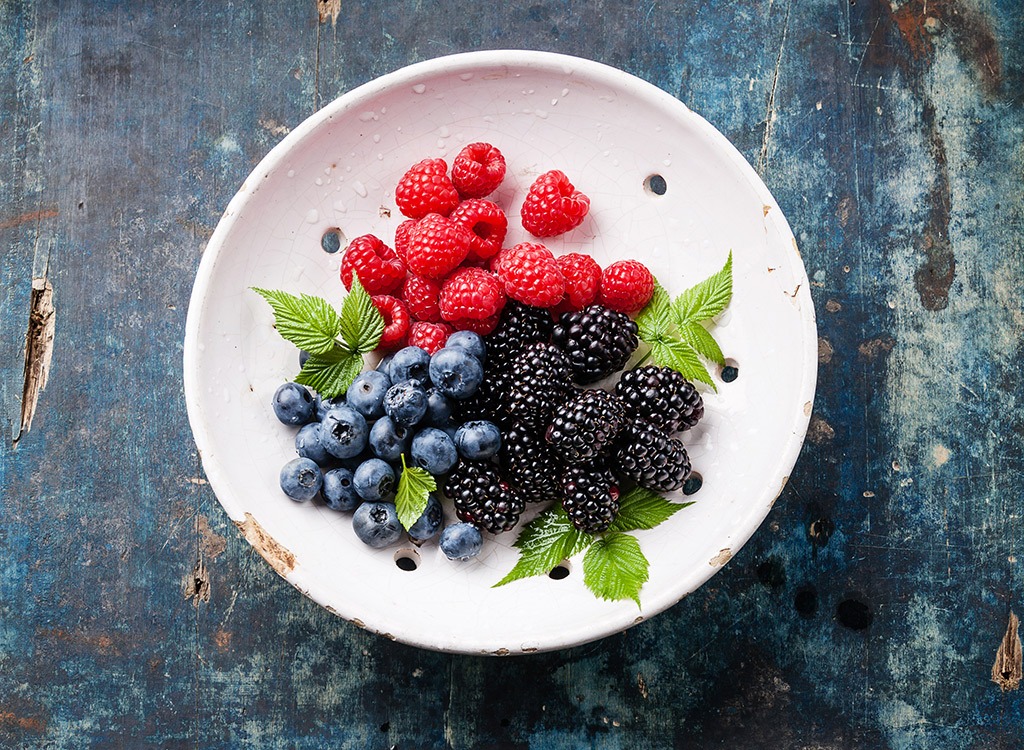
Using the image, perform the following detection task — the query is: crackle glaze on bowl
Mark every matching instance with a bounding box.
[183,50,816,654]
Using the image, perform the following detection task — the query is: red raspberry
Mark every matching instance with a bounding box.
[401,274,442,322]
[439,267,506,322]
[449,199,507,261]
[555,253,602,313]
[488,246,513,275]
[599,260,655,314]
[395,158,460,220]
[449,312,501,336]
[520,170,590,237]
[407,321,452,354]
[496,242,565,308]
[405,213,472,279]
[371,295,411,350]
[451,142,506,199]
[394,219,417,263]
[340,234,405,295]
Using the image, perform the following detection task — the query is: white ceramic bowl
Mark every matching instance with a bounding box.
[184,50,816,654]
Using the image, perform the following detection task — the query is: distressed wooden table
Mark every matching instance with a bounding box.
[2,1,1022,747]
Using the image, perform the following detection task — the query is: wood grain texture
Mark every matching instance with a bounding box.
[1,0,1022,747]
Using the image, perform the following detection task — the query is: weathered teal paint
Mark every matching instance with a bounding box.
[1,0,1022,747]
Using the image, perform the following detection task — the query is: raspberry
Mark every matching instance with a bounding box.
[340,234,405,295]
[488,246,513,275]
[405,213,472,279]
[394,219,417,263]
[449,199,507,261]
[552,305,639,384]
[554,253,602,313]
[451,142,506,199]
[448,312,501,336]
[401,274,442,322]
[395,158,460,220]
[439,267,506,322]
[371,295,411,350]
[520,170,590,237]
[407,321,452,354]
[598,260,655,314]
[495,242,565,308]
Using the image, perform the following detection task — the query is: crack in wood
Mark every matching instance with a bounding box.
[14,277,55,446]
[757,0,791,175]
[992,611,1022,691]
[183,558,211,605]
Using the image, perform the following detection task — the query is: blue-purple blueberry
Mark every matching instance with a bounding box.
[445,330,485,363]
[346,370,391,419]
[383,380,428,427]
[353,458,396,502]
[272,382,316,425]
[428,347,483,400]
[352,502,402,548]
[454,420,502,460]
[410,428,458,475]
[295,422,333,465]
[439,523,483,560]
[407,494,443,542]
[319,405,369,459]
[388,345,431,385]
[279,457,322,502]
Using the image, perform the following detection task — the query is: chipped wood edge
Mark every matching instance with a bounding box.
[709,548,733,566]
[317,0,341,25]
[992,611,1022,691]
[234,512,297,576]
[15,277,55,443]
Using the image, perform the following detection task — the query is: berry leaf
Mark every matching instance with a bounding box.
[395,455,437,531]
[649,337,716,391]
[678,322,726,366]
[610,487,695,532]
[294,348,364,398]
[673,250,733,325]
[635,283,673,341]
[582,532,649,607]
[339,274,385,355]
[494,506,592,587]
[251,288,341,356]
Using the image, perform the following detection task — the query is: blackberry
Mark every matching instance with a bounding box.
[453,368,511,426]
[445,459,525,533]
[615,365,704,433]
[552,305,639,384]
[545,389,627,465]
[504,342,573,428]
[562,464,620,534]
[614,419,691,492]
[500,422,563,504]
[484,300,553,368]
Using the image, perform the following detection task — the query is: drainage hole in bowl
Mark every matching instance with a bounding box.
[720,358,739,383]
[643,174,667,196]
[682,472,703,496]
[394,548,421,572]
[321,227,346,254]
[548,561,571,580]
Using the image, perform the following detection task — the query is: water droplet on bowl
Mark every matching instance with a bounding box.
[372,134,381,143]
[333,199,346,213]
[412,83,426,94]
[438,125,450,138]
[306,209,319,223]
[358,111,376,122]
[352,181,368,198]
[459,72,473,81]
[534,109,548,119]
[561,87,570,97]
[287,169,295,178]
[314,177,323,186]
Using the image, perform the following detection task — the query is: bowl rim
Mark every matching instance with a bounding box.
[183,49,817,654]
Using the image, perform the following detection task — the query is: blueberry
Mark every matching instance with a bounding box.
[369,416,412,461]
[279,457,322,502]
[407,494,443,542]
[346,370,391,419]
[295,422,333,465]
[428,347,484,400]
[353,458,396,502]
[377,352,395,373]
[439,523,483,560]
[410,428,458,475]
[316,395,346,421]
[384,380,428,427]
[446,330,486,363]
[319,405,369,459]
[454,420,502,460]
[388,346,431,385]
[322,467,361,511]
[272,382,316,425]
[352,502,403,548]
[299,349,311,368]
[424,387,453,426]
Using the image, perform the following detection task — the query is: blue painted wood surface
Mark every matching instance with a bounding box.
[1,0,1022,747]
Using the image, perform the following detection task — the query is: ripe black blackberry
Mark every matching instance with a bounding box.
[614,419,692,492]
[562,464,621,534]
[500,421,564,504]
[504,342,573,428]
[545,389,628,465]
[552,304,639,384]
[615,365,704,433]
[483,300,553,368]
[445,459,525,534]
[453,367,511,426]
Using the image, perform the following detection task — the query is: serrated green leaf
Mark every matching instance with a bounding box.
[294,349,364,398]
[673,251,733,325]
[610,487,695,532]
[635,283,673,342]
[339,274,385,354]
[582,532,649,607]
[649,337,716,390]
[494,506,592,587]
[678,322,726,366]
[252,287,342,356]
[395,455,436,530]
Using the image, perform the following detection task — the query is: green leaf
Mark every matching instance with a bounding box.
[673,251,733,325]
[294,349,364,398]
[251,288,342,356]
[395,455,437,531]
[582,532,650,607]
[635,283,673,342]
[649,337,716,390]
[338,274,385,354]
[494,506,592,587]
[610,488,695,532]
[678,322,726,366]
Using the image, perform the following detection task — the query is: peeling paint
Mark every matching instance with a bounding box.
[708,549,732,566]
[14,277,55,443]
[234,513,296,575]
[806,415,835,443]
[992,612,1022,691]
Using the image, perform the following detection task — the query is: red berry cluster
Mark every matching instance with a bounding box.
[339,142,656,354]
